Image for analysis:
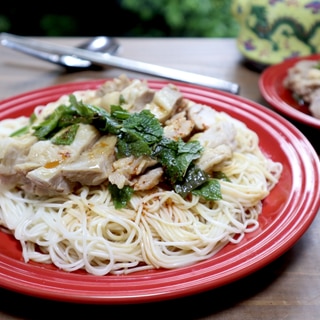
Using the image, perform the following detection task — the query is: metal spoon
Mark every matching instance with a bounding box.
[0,33,239,94]
[0,34,121,70]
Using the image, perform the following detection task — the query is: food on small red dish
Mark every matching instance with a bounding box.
[283,59,320,119]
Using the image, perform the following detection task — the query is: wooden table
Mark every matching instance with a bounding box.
[0,37,319,319]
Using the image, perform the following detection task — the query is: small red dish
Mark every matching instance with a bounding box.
[0,79,319,304]
[259,53,320,129]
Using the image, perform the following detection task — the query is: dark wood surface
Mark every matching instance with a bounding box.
[0,37,319,320]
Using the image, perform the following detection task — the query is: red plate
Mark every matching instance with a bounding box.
[259,53,320,129]
[0,80,319,304]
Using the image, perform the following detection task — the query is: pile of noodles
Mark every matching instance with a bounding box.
[0,84,282,276]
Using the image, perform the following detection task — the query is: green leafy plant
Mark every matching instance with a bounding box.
[0,15,10,33]
[0,0,238,37]
[119,0,239,37]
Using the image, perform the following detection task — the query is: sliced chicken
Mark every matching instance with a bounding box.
[95,78,152,113]
[21,124,100,196]
[96,74,132,96]
[145,84,183,122]
[283,60,320,102]
[283,60,320,119]
[0,116,29,138]
[118,78,152,112]
[15,140,72,174]
[23,166,77,196]
[108,155,157,189]
[163,111,194,141]
[16,124,100,173]
[130,89,155,113]
[186,102,220,131]
[0,135,37,175]
[90,76,155,113]
[189,108,237,172]
[62,135,117,185]
[87,91,121,112]
[132,167,164,191]
[196,144,233,173]
[0,134,38,188]
[191,119,236,150]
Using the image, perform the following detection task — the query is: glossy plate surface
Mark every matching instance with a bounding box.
[259,53,320,129]
[0,80,319,304]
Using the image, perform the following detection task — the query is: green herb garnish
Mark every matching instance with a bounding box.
[152,138,203,185]
[108,184,134,209]
[23,94,226,207]
[10,113,37,137]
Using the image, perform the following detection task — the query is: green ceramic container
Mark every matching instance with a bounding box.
[231,0,320,66]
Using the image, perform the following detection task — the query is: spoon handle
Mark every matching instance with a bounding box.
[1,37,83,67]
[0,33,240,94]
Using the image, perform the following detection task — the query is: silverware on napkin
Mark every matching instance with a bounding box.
[0,33,240,95]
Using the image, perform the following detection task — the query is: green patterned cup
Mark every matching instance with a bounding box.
[231,0,320,67]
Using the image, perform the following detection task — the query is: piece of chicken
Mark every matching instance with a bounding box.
[62,135,117,185]
[186,102,220,131]
[0,135,37,175]
[145,84,183,123]
[108,155,158,189]
[20,124,100,196]
[187,103,236,172]
[163,111,194,141]
[132,167,164,191]
[283,60,320,119]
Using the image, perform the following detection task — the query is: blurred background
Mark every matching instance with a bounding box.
[0,0,238,37]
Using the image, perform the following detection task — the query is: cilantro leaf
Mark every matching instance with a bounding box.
[116,109,163,158]
[69,95,121,134]
[10,113,37,137]
[122,110,163,145]
[192,179,222,201]
[108,184,134,209]
[110,105,131,120]
[213,171,231,182]
[153,138,203,184]
[51,124,80,145]
[33,104,69,140]
[116,131,152,158]
[32,95,122,141]
[174,164,209,198]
